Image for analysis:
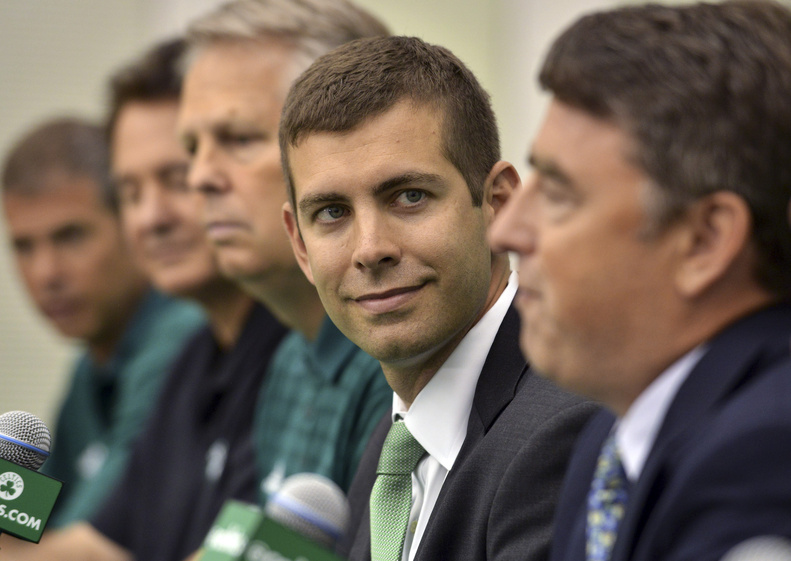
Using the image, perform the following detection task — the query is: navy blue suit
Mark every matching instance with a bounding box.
[551,304,791,561]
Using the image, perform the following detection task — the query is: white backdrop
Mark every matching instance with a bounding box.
[0,0,692,421]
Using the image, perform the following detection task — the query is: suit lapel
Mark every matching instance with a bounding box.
[611,304,791,561]
[415,306,528,559]
[452,306,529,469]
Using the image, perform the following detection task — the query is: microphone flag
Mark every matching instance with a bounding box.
[200,500,345,561]
[0,457,62,542]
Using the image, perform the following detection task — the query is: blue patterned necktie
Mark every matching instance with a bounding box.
[586,433,629,561]
[370,420,426,561]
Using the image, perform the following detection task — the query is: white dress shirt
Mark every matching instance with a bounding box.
[390,271,518,561]
[615,345,708,482]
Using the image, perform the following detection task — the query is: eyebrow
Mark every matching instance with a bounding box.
[528,154,572,185]
[297,171,445,216]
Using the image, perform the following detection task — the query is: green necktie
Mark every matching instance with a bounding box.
[370,420,426,561]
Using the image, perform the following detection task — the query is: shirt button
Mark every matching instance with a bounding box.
[410,520,418,534]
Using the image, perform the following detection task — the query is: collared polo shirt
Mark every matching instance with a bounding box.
[255,314,392,497]
[42,289,205,527]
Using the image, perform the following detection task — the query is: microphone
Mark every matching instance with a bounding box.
[721,536,791,561]
[200,473,349,561]
[0,411,63,543]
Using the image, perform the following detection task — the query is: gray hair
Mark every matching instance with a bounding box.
[2,117,116,212]
[185,0,389,81]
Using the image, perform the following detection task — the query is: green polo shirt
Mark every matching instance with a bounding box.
[254,315,391,499]
[41,289,205,527]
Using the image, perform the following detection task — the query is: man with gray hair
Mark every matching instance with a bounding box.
[178,0,391,505]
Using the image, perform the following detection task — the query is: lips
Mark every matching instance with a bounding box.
[353,284,425,314]
[145,239,194,264]
[41,299,81,323]
[204,220,249,244]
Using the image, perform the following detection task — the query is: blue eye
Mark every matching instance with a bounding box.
[398,190,425,205]
[316,205,347,222]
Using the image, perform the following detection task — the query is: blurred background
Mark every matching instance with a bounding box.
[2,0,777,423]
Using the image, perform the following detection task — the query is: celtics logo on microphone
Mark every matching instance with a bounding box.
[0,472,24,500]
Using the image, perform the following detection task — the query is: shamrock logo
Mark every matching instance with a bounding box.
[0,473,24,500]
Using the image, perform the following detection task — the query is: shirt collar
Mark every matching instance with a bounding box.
[393,271,518,471]
[616,344,708,481]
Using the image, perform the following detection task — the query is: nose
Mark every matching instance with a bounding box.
[488,175,537,258]
[136,183,179,236]
[28,244,66,294]
[188,140,231,197]
[352,212,401,271]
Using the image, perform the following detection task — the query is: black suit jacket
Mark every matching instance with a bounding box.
[550,304,791,561]
[339,306,598,561]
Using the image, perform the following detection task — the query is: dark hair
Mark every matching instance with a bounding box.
[2,117,115,211]
[540,0,791,297]
[280,35,500,213]
[106,38,185,142]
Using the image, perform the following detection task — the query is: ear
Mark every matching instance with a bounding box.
[674,191,752,298]
[482,161,521,222]
[282,201,316,285]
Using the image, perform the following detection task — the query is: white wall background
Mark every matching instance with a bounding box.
[3,0,773,423]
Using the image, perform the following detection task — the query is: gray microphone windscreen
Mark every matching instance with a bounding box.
[721,536,791,561]
[0,411,52,471]
[265,473,350,548]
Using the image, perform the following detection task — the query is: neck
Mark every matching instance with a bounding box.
[384,258,512,409]
[197,279,256,349]
[241,269,325,341]
[88,281,149,364]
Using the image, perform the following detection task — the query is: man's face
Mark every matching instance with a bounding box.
[3,176,145,343]
[285,101,498,369]
[113,100,219,297]
[489,99,685,409]
[178,41,299,289]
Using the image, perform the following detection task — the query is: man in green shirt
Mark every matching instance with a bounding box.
[1,118,204,527]
[179,0,393,498]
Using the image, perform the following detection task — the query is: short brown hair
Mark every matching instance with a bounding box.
[280,35,500,213]
[540,0,791,298]
[2,117,115,211]
[106,38,186,143]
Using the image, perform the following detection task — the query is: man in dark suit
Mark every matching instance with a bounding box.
[280,36,597,561]
[489,2,791,561]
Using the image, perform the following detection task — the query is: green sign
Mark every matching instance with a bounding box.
[199,500,346,561]
[200,501,265,561]
[0,458,62,542]
[245,517,345,561]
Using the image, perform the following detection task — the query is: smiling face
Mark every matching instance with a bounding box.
[489,99,691,411]
[285,101,505,375]
[178,40,301,292]
[113,100,219,298]
[3,175,146,350]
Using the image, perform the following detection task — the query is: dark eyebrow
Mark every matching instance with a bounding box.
[371,172,445,197]
[528,153,572,185]
[298,171,445,216]
[298,192,349,216]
